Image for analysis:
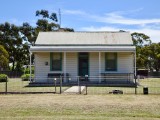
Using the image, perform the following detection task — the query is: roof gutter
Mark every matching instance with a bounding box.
[30,46,136,52]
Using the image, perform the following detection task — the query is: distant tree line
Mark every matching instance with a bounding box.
[132,32,160,72]
[0,10,74,71]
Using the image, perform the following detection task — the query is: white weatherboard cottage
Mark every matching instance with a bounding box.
[30,31,136,84]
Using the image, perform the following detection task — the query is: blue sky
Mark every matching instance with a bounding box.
[0,0,160,43]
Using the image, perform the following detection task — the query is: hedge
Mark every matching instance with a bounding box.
[0,74,8,82]
[21,74,34,81]
[24,68,34,74]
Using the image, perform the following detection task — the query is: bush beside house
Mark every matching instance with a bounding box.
[0,74,8,82]
[21,74,34,81]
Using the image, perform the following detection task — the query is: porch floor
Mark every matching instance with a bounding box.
[28,80,136,87]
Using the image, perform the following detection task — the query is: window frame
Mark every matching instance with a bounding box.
[50,52,62,71]
[105,52,117,71]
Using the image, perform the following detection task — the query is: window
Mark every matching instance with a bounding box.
[50,53,62,71]
[105,53,117,71]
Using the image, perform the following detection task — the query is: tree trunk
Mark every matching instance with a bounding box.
[12,61,15,71]
[155,67,159,72]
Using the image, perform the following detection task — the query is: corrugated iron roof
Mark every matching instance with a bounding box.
[35,31,133,45]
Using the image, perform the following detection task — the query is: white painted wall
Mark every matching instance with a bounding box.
[89,52,99,82]
[34,52,134,82]
[34,52,78,82]
[118,53,134,73]
[66,53,78,81]
[89,52,134,82]
[34,53,50,82]
[101,52,134,73]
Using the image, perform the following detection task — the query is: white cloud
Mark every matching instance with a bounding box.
[82,26,118,31]
[94,13,160,25]
[62,10,86,15]
[63,9,160,26]
[81,26,160,43]
[111,8,144,15]
[65,9,160,43]
[131,28,160,43]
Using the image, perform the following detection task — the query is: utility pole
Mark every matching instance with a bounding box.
[59,9,61,28]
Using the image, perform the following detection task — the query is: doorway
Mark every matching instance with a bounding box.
[78,53,89,77]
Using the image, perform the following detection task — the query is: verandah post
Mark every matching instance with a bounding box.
[63,52,66,83]
[99,52,101,83]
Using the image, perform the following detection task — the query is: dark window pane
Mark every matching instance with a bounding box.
[105,53,117,71]
[51,53,62,71]
[52,60,61,71]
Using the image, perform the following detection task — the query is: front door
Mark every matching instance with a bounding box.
[78,53,89,77]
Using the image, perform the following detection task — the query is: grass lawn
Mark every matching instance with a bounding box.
[138,78,160,87]
[138,78,160,94]
[0,94,160,120]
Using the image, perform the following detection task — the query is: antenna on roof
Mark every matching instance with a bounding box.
[59,8,61,28]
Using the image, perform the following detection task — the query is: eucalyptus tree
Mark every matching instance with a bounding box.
[148,43,160,71]
[0,22,23,70]
[35,9,74,32]
[0,45,9,70]
[0,9,74,71]
[35,9,59,31]
[131,32,151,69]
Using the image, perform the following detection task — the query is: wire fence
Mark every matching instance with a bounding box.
[0,76,160,95]
[84,76,160,95]
[0,71,23,78]
[0,78,69,94]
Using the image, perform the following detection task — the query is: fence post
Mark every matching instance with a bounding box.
[54,78,57,93]
[135,75,137,94]
[60,76,62,94]
[5,77,8,94]
[86,85,87,95]
[78,76,81,94]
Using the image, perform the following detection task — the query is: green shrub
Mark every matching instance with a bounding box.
[0,74,8,82]
[21,74,34,81]
[24,67,34,74]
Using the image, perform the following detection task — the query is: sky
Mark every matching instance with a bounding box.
[0,0,160,43]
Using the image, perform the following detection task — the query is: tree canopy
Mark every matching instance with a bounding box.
[131,32,160,71]
[0,45,9,70]
[0,9,74,71]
